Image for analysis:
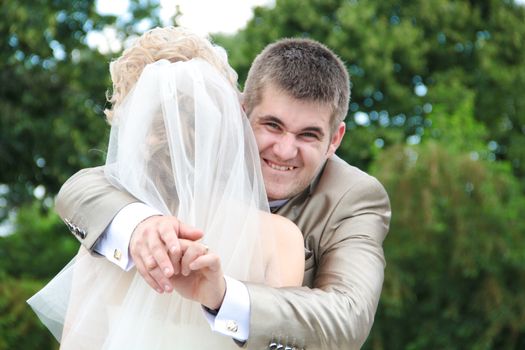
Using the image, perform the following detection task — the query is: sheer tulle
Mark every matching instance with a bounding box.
[28,59,276,349]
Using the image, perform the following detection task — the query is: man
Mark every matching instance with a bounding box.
[56,38,391,349]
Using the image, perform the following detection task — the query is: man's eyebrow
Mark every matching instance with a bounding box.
[258,115,284,125]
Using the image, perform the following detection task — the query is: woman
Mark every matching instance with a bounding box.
[28,27,304,349]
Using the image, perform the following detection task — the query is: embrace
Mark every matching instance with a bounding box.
[29,27,391,350]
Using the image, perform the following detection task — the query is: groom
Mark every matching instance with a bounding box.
[57,38,390,349]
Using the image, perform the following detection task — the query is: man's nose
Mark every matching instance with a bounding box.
[273,132,298,160]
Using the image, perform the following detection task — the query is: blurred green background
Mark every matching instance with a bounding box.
[1,0,524,349]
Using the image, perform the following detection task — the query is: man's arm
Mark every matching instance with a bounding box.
[244,177,391,349]
[55,166,138,250]
[55,166,203,293]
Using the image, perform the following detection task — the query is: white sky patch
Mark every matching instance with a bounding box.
[414,83,428,97]
[33,185,46,200]
[89,0,274,53]
[354,111,370,126]
[97,0,129,15]
[160,0,273,36]
[86,27,123,53]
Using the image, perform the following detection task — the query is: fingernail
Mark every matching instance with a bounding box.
[156,288,163,293]
[164,285,172,292]
[170,246,178,254]
[164,267,171,276]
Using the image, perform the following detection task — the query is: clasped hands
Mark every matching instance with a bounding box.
[130,215,226,310]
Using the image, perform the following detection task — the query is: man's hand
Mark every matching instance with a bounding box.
[172,239,226,310]
[130,215,203,293]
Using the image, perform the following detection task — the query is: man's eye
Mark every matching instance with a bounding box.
[265,122,280,130]
[300,132,320,140]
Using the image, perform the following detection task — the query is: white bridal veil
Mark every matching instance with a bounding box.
[28,59,273,349]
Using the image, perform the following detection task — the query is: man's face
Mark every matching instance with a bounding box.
[248,86,345,201]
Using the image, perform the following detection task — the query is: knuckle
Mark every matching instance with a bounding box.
[149,241,163,251]
[151,247,166,257]
[144,257,155,268]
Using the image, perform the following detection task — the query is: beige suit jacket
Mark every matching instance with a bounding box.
[56,155,391,350]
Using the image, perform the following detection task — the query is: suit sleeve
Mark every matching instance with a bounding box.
[244,177,391,350]
[55,166,139,250]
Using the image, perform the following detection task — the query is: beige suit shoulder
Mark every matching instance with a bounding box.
[320,156,388,196]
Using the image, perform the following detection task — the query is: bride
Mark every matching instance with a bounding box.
[28,27,304,349]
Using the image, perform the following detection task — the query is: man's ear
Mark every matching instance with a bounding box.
[326,122,346,157]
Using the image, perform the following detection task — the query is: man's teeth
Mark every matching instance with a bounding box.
[269,162,294,171]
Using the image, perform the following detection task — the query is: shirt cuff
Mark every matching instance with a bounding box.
[93,202,162,271]
[202,276,250,341]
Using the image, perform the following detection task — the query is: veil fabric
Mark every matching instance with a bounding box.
[28,59,274,349]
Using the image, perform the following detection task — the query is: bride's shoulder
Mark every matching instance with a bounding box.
[259,212,305,287]
[260,212,302,241]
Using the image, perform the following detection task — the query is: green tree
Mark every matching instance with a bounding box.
[0,203,77,279]
[0,202,79,348]
[0,273,59,350]
[365,99,525,349]
[0,0,165,220]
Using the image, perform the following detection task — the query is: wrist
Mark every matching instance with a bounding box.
[203,276,226,310]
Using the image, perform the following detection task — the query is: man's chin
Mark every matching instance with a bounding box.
[266,185,300,202]
[266,190,288,202]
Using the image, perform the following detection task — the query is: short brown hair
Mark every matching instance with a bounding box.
[243,38,350,132]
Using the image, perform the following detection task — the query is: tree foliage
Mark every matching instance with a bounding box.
[370,142,525,349]
[0,0,164,220]
[0,203,77,279]
[366,100,525,349]
[0,273,59,350]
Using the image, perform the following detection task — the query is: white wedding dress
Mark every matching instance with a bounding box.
[28,59,276,349]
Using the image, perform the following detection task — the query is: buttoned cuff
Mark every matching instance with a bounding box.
[203,276,250,341]
[94,202,162,271]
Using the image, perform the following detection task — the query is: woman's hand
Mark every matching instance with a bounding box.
[170,240,226,310]
[130,216,203,294]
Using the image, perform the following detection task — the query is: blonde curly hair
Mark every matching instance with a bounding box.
[104,26,238,123]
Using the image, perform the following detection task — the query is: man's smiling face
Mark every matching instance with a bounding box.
[249,85,345,201]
